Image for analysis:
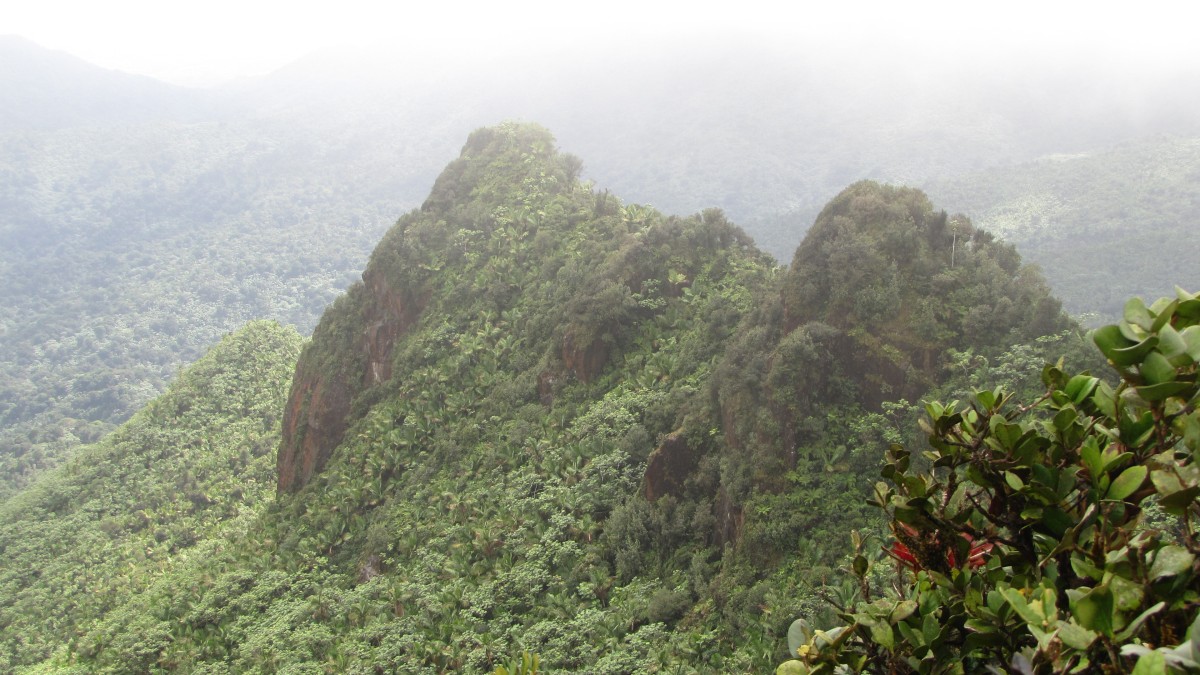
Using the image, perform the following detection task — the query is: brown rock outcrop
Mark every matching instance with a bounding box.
[276,268,426,494]
[562,328,609,384]
[276,362,353,493]
[361,267,426,388]
[643,432,698,502]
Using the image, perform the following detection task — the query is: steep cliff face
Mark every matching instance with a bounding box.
[642,432,698,502]
[560,327,610,384]
[277,357,352,493]
[275,270,427,493]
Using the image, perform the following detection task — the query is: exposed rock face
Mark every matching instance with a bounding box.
[714,487,745,548]
[277,362,353,493]
[361,267,426,388]
[561,328,609,383]
[276,268,425,494]
[643,432,698,502]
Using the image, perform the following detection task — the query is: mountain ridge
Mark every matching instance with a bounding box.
[0,35,216,130]
[0,123,1114,672]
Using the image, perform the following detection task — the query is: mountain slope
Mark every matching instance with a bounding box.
[0,321,301,670]
[0,117,417,497]
[0,35,212,130]
[60,122,776,672]
[18,124,1080,673]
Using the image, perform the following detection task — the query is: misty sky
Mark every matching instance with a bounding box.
[4,1,1199,87]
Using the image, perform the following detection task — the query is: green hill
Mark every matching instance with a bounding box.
[0,124,1090,673]
[0,320,302,670]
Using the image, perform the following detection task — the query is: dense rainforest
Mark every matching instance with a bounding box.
[2,123,1144,673]
[3,34,1200,507]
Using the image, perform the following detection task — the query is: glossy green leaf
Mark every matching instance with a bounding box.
[1056,620,1098,650]
[1157,324,1190,361]
[1109,574,1145,611]
[1150,545,1195,581]
[788,618,813,657]
[1001,588,1046,626]
[1135,381,1192,402]
[1081,437,1102,479]
[1106,465,1147,501]
[1150,298,1178,331]
[1041,508,1074,537]
[1140,351,1178,386]
[876,621,901,649]
[1177,297,1200,322]
[1154,483,1200,516]
[1091,380,1118,416]
[1064,375,1099,404]
[1115,602,1166,643]
[1125,298,1155,331]
[889,599,918,624]
[1094,325,1158,367]
[1128,650,1166,675]
[922,612,941,645]
[776,660,811,675]
[1182,325,1200,363]
[1069,585,1114,636]
[1071,556,1104,583]
[1052,407,1079,432]
[976,389,996,410]
[853,554,869,577]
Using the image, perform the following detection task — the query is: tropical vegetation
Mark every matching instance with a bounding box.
[0,123,1128,673]
[780,290,1200,673]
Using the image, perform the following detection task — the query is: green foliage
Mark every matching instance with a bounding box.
[34,124,781,673]
[0,118,414,495]
[785,181,1068,360]
[0,321,302,670]
[781,289,1200,673]
[707,181,1072,594]
[493,651,540,675]
[2,122,1137,673]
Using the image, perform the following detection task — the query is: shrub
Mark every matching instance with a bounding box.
[781,289,1200,674]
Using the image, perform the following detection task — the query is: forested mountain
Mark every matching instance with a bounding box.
[0,35,214,130]
[0,124,1099,673]
[3,36,1198,497]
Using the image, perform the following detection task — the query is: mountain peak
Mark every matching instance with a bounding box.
[420,122,582,214]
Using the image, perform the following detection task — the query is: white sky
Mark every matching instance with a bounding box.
[4,1,1199,87]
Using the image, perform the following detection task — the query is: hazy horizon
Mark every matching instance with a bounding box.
[4,1,1199,87]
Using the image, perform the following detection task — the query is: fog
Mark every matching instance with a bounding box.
[5,1,1198,87]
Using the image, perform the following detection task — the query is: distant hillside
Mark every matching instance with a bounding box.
[924,135,1200,320]
[0,35,213,130]
[0,119,416,497]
